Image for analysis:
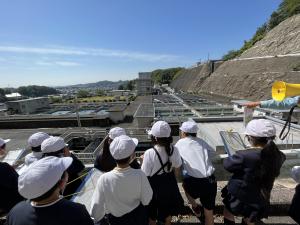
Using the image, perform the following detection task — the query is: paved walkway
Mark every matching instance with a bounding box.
[174,179,298,224]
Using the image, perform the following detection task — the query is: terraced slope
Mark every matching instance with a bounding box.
[171,14,300,100]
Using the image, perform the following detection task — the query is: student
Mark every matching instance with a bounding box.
[244,96,300,109]
[289,166,300,224]
[6,156,94,225]
[25,132,50,166]
[245,97,300,224]
[222,119,286,225]
[141,121,184,225]
[41,136,85,199]
[90,135,152,225]
[0,138,23,215]
[175,121,216,225]
[94,127,140,172]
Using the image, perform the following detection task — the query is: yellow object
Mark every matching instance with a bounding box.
[272,81,300,101]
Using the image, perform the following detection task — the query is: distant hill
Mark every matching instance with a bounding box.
[62,80,129,90]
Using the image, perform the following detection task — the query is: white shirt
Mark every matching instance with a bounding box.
[90,167,152,222]
[141,145,182,176]
[175,137,215,178]
[25,152,43,166]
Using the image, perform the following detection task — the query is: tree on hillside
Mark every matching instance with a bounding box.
[96,89,105,96]
[221,0,300,61]
[222,50,241,61]
[3,88,16,94]
[77,89,90,98]
[118,84,124,90]
[125,80,135,90]
[269,12,282,29]
[0,88,6,102]
[0,88,5,96]
[151,67,183,84]
[18,85,59,97]
[278,0,300,18]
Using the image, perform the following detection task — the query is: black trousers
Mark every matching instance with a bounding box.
[289,184,300,224]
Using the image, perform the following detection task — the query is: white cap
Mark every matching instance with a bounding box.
[41,136,68,153]
[291,166,300,183]
[28,132,50,148]
[109,127,126,139]
[18,156,73,199]
[0,138,10,147]
[109,135,138,160]
[148,121,171,138]
[244,119,276,137]
[180,121,198,133]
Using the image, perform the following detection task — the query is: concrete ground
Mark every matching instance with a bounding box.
[173,179,298,225]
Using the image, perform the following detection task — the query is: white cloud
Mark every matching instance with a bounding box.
[36,61,54,66]
[0,45,181,62]
[36,60,81,67]
[55,61,81,66]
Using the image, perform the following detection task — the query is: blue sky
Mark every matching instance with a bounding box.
[0,0,281,87]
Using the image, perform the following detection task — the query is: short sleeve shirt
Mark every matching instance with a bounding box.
[141,145,182,176]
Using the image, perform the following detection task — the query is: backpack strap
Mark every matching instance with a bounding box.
[152,147,169,176]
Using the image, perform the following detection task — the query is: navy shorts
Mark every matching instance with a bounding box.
[183,174,217,210]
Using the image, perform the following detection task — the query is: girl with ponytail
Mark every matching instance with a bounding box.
[222,119,286,225]
[141,121,184,225]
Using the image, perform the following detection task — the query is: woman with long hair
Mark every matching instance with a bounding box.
[141,121,184,225]
[222,119,286,225]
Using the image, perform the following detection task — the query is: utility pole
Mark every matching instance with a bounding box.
[74,95,82,127]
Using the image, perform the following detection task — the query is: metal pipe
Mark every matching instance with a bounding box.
[74,96,82,127]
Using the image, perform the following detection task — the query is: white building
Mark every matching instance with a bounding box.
[107,105,127,123]
[5,93,22,101]
[6,97,50,114]
[133,103,154,128]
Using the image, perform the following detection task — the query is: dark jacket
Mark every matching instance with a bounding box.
[0,162,24,213]
[224,149,264,203]
[224,148,285,203]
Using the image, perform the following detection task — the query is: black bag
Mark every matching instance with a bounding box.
[289,184,300,224]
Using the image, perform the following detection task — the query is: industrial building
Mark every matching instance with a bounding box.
[6,97,50,114]
[136,72,153,96]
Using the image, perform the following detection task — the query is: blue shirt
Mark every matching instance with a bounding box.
[260,96,300,110]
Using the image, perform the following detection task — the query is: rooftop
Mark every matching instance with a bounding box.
[134,103,154,118]
[7,97,48,103]
[107,104,127,112]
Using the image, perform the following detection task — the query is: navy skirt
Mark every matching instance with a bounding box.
[221,186,268,222]
[148,171,185,222]
[105,204,148,225]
